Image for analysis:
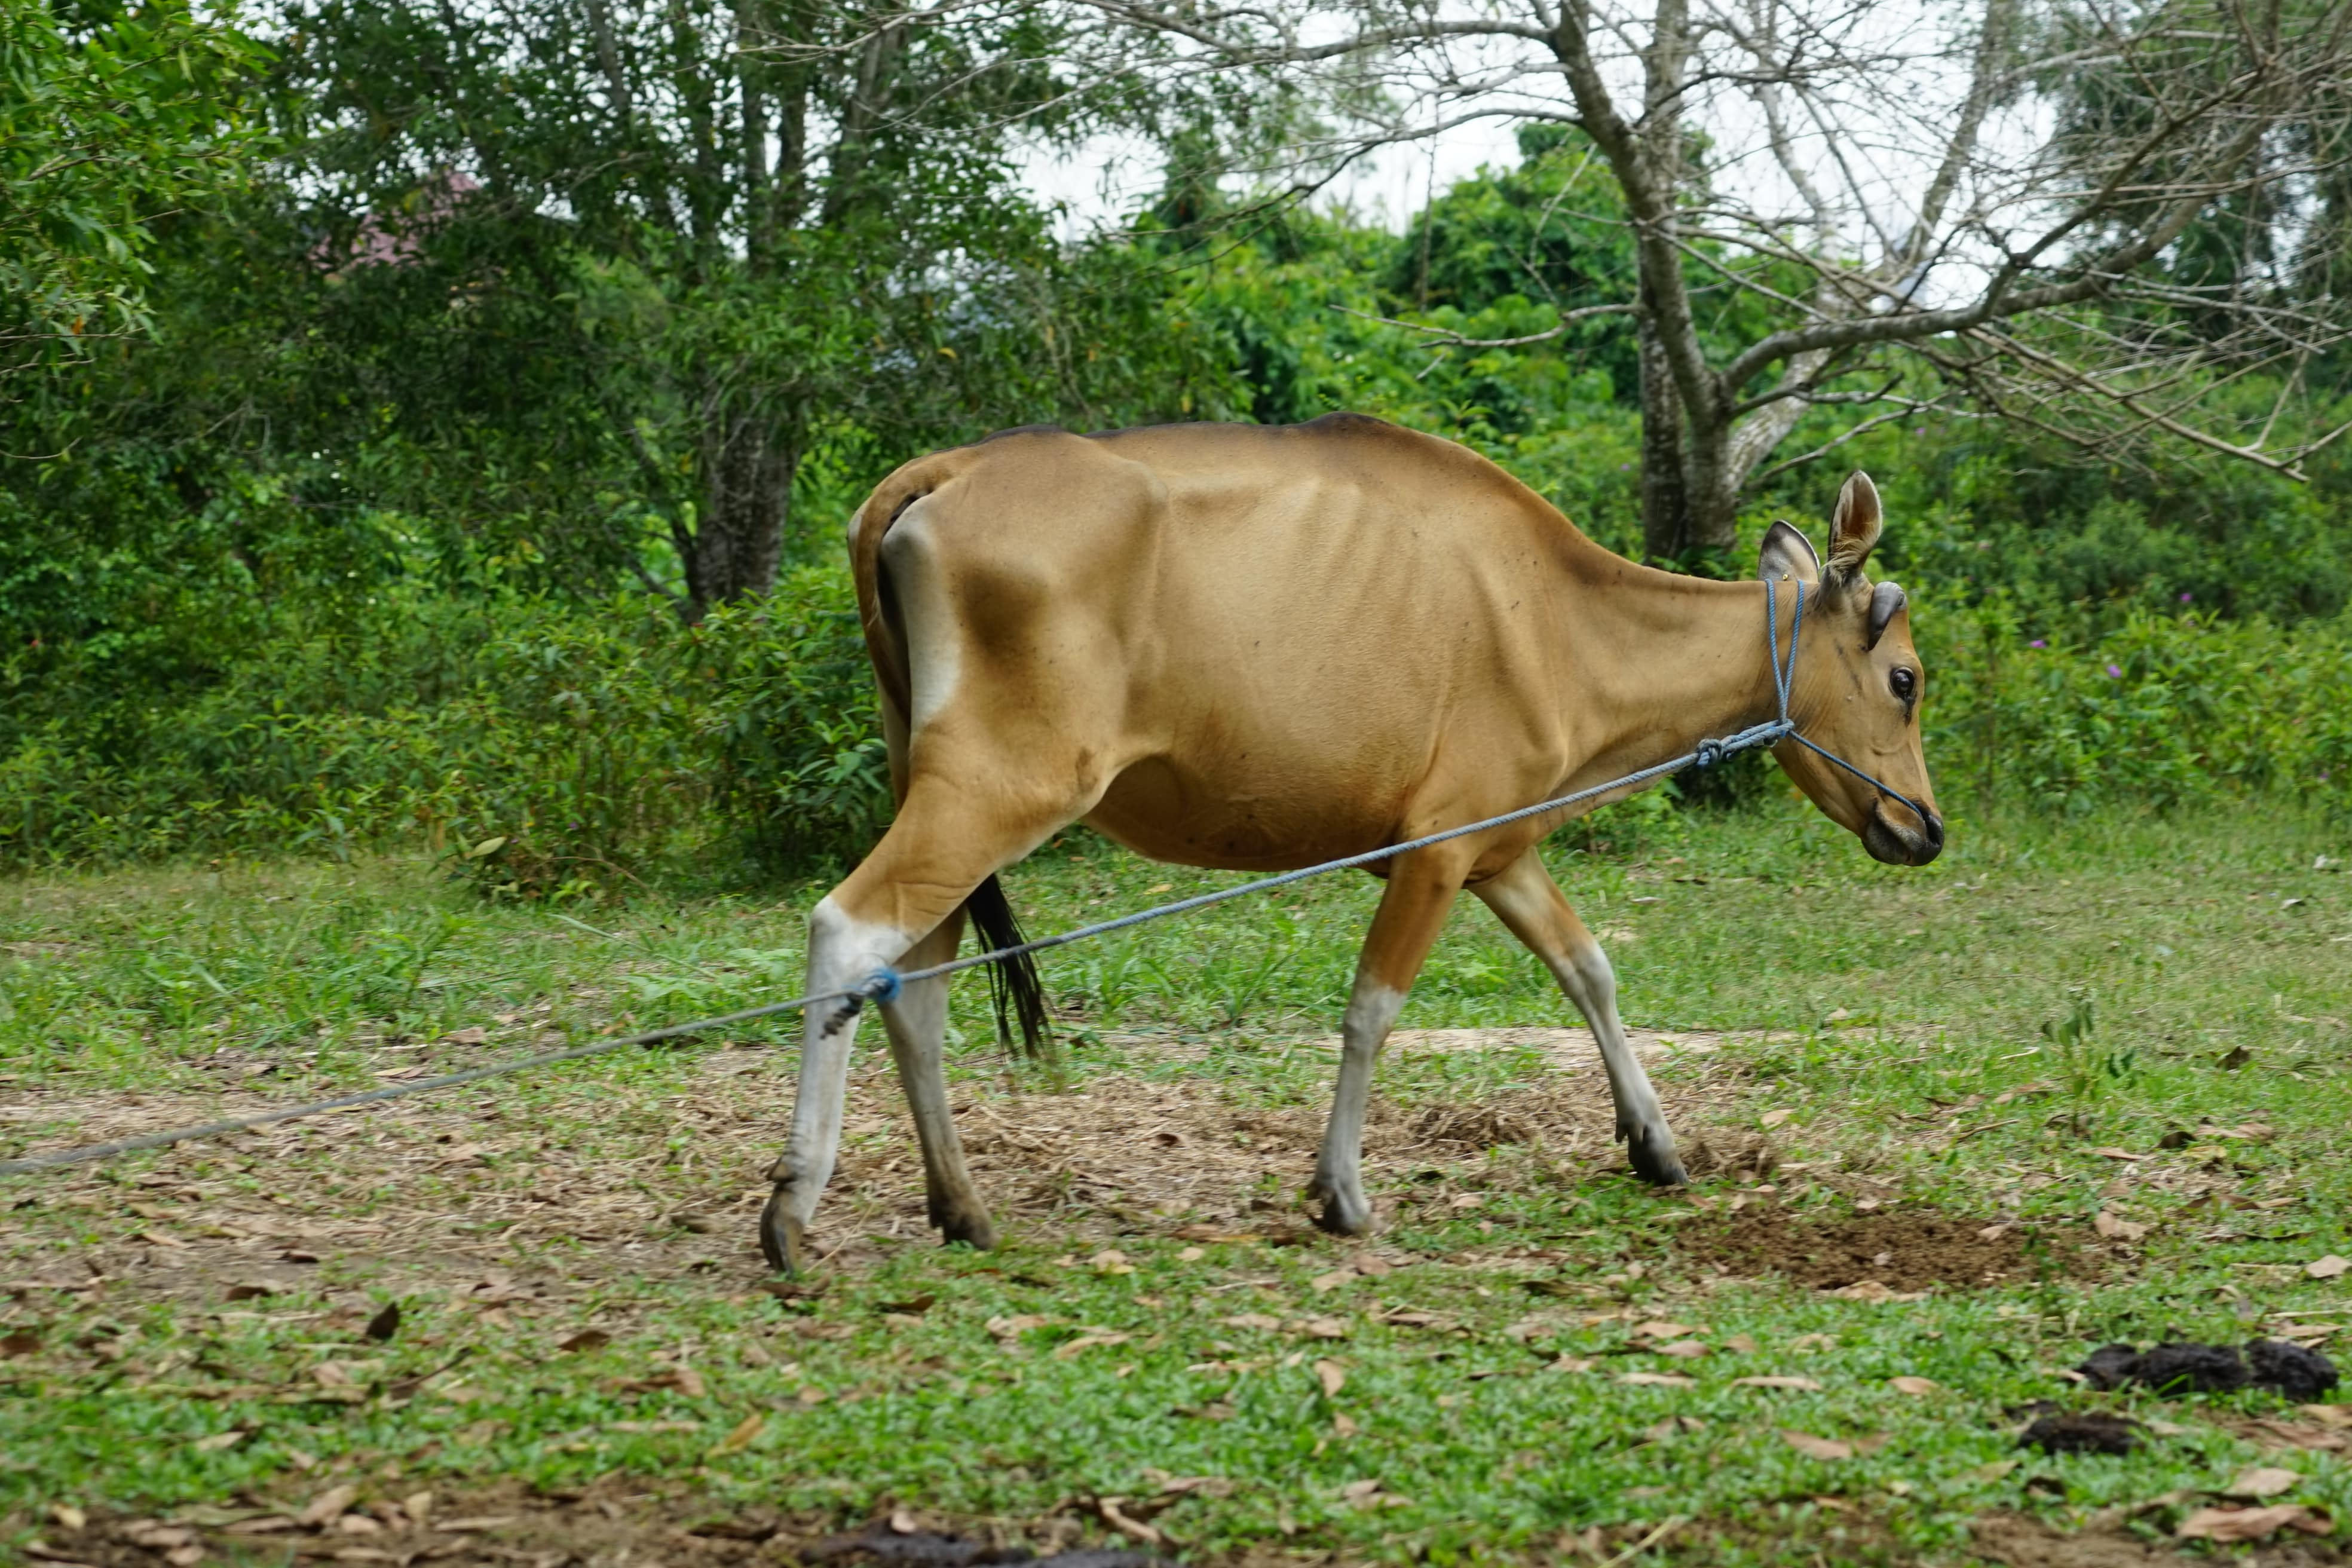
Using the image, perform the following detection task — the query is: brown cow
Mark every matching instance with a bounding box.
[760,415,1940,1272]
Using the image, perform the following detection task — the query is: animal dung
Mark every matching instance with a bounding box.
[2019,1413,2142,1456]
[2076,1340,2339,1400]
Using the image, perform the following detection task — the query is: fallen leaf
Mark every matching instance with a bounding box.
[433,1517,519,1533]
[986,1314,1052,1339]
[222,1517,296,1535]
[1976,1223,2011,1241]
[1760,1109,1793,1128]
[557,1329,611,1353]
[364,1303,400,1342]
[889,1508,920,1535]
[192,1431,248,1452]
[2228,1466,2301,1499]
[1052,1333,1131,1360]
[1837,1280,1931,1303]
[1352,1254,1394,1277]
[2305,1255,2350,1280]
[1097,1499,1160,1545]
[1656,1340,1708,1359]
[1221,1313,1284,1333]
[1315,1359,1346,1396]
[1296,1316,1350,1340]
[442,1027,488,1046]
[1780,1431,1853,1461]
[1309,1270,1355,1293]
[1091,1250,1134,1275]
[1548,1355,1595,1373]
[1636,1321,1697,1339]
[2301,1405,2352,1429]
[1724,1334,1759,1354]
[1339,1479,1382,1502]
[710,1413,765,1456]
[2093,1211,2149,1242]
[2177,1505,2330,1542]
[1734,1376,1823,1391]
[1617,1372,1695,1387]
[402,1493,433,1527]
[1332,1412,1358,1437]
[2092,1147,2145,1162]
[297,1485,359,1528]
[1888,1376,1940,1396]
[52,1505,87,1531]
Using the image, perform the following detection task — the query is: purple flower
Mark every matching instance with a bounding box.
[2028,638,2046,649]
[2106,663,2124,678]
[2179,591,2193,603]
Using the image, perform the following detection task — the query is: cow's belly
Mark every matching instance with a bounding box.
[1082,748,1427,871]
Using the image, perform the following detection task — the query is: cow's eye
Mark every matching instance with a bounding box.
[1890,667,1917,703]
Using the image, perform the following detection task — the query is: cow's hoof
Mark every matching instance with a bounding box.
[760,1190,808,1275]
[938,1203,997,1252]
[1625,1126,1688,1187]
[1308,1178,1376,1237]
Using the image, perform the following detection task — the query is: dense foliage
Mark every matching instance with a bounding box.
[6,63,2352,880]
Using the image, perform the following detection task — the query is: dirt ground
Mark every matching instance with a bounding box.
[2,1026,2194,1568]
[1,1025,1779,1311]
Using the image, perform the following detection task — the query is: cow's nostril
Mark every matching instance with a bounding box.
[1922,810,1945,851]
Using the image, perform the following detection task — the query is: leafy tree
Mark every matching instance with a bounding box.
[0,0,264,385]
[276,0,1186,616]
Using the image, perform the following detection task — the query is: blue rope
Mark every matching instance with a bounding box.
[0,572,1933,1178]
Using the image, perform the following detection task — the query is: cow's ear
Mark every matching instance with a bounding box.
[1827,470,1882,578]
[1759,520,1821,585]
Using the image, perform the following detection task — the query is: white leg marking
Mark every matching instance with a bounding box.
[774,896,914,1226]
[1315,981,1407,1235]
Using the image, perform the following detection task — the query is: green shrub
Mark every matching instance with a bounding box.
[0,566,886,883]
[1916,595,2352,816]
[4,559,2346,886]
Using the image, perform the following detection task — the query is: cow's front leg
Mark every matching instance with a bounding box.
[1473,849,1685,1185]
[1311,847,1468,1235]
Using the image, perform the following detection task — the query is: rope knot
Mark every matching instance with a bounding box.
[859,969,904,1006]
[1693,739,1727,769]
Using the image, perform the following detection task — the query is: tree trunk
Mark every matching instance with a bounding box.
[679,416,795,619]
[1637,304,1690,562]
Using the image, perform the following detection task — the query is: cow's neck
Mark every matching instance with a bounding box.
[1551,555,1790,787]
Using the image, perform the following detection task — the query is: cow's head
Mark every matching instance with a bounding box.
[1759,471,1943,866]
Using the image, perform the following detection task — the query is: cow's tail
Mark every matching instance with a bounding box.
[848,462,1054,1065]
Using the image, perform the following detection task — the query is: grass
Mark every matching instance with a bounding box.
[1,788,2348,1564]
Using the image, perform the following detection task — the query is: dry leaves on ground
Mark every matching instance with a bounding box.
[1888,1376,1939,1396]
[2176,1505,2332,1542]
[1779,1431,1852,1461]
[2228,1467,2302,1499]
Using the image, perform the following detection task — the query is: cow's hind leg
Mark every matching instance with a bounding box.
[761,777,1070,1274]
[1311,846,1469,1236]
[878,906,997,1250]
[1473,848,1685,1185]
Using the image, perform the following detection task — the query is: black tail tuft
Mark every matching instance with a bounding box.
[964,874,1052,1062]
